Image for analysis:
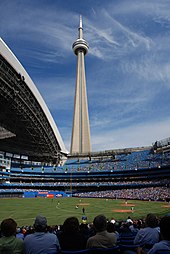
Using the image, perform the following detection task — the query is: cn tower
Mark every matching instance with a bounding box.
[70,15,91,154]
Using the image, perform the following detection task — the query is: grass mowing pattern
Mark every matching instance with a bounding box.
[0,197,169,226]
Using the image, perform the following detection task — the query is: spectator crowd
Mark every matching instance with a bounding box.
[74,186,169,201]
[0,212,170,254]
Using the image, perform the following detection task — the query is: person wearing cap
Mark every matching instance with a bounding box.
[82,215,87,224]
[107,221,119,241]
[24,215,60,254]
[0,218,24,254]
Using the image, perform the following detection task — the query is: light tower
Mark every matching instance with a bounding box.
[70,15,91,154]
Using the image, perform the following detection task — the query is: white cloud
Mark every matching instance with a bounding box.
[121,56,170,86]
[103,9,153,50]
[91,118,170,151]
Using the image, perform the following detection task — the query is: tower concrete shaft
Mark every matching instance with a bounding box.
[70,16,91,154]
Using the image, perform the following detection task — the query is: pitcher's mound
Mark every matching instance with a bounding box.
[113,209,132,213]
[121,204,135,206]
[77,203,89,206]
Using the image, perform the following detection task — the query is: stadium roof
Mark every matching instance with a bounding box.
[0,38,68,163]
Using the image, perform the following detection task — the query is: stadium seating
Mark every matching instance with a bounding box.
[119,244,140,253]
[118,239,135,245]
[60,246,120,254]
[155,251,170,254]
[88,246,120,254]
[0,148,169,202]
[60,250,90,254]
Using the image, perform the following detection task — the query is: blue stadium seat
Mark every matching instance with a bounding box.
[155,251,170,254]
[118,240,135,245]
[119,244,140,252]
[119,236,135,240]
[47,253,58,254]
[88,246,120,254]
[60,250,90,254]
[60,247,120,254]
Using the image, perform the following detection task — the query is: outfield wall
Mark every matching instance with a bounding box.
[0,190,68,198]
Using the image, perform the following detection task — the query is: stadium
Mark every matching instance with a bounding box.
[0,15,170,254]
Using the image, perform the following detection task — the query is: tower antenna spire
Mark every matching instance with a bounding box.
[80,15,82,28]
[79,15,83,39]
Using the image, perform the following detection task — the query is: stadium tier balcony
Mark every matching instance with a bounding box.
[0,149,169,196]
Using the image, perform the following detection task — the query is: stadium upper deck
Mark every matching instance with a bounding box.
[0,38,68,163]
[0,149,169,194]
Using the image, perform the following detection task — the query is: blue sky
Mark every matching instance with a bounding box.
[1,0,170,152]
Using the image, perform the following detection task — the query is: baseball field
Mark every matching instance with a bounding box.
[0,197,169,226]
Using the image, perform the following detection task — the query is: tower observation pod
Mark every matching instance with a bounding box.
[70,16,91,155]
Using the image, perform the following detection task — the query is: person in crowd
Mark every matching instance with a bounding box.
[129,220,140,235]
[134,213,160,253]
[80,222,94,242]
[24,215,60,254]
[23,226,34,237]
[86,214,117,249]
[148,215,170,254]
[57,216,86,250]
[16,227,24,240]
[79,215,94,240]
[107,221,119,240]
[119,221,135,238]
[0,218,24,254]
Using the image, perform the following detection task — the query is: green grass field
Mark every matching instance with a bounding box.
[0,197,169,226]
